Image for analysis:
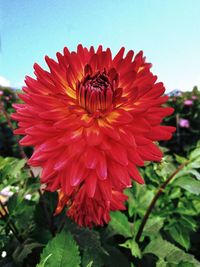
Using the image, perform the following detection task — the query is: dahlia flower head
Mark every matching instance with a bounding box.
[12,45,175,227]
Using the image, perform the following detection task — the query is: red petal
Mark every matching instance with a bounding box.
[128,162,144,184]
[14,128,25,135]
[20,135,37,146]
[145,126,176,141]
[113,47,125,66]
[134,136,151,145]
[109,161,131,187]
[85,173,97,198]
[128,149,144,166]
[119,128,136,147]
[98,180,112,200]
[96,151,107,180]
[84,126,103,146]
[54,115,80,130]
[108,141,128,166]
[106,109,133,125]
[69,160,86,186]
[59,128,83,144]
[137,145,162,162]
[84,147,98,169]
[98,119,120,141]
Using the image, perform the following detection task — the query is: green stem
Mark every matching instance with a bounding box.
[135,161,188,242]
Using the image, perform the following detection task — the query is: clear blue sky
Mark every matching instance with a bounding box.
[0,0,200,92]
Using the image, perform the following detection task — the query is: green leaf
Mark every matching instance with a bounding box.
[187,169,200,180]
[167,250,200,267]
[179,263,198,267]
[176,201,197,216]
[156,258,167,267]
[82,246,104,267]
[125,188,136,217]
[188,160,200,170]
[85,262,93,267]
[0,157,26,178]
[192,199,200,214]
[36,254,52,267]
[180,216,197,231]
[144,236,200,266]
[155,159,176,179]
[120,239,142,259]
[7,193,36,232]
[0,157,29,190]
[64,219,105,267]
[176,167,200,180]
[12,239,43,265]
[168,226,190,250]
[145,165,160,182]
[175,154,187,164]
[189,146,200,160]
[126,184,154,217]
[170,187,181,199]
[109,211,132,238]
[144,235,174,258]
[11,159,26,177]
[143,216,164,237]
[39,229,81,267]
[173,176,200,195]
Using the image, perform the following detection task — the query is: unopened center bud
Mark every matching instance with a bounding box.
[77,72,113,114]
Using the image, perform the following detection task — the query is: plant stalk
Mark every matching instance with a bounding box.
[135,161,188,242]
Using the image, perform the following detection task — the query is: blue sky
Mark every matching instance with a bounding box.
[0,0,200,92]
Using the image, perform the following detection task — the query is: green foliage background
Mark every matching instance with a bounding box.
[0,86,200,267]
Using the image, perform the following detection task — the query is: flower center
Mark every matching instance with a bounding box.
[77,69,113,114]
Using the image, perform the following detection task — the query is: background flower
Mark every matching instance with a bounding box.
[179,118,190,128]
[184,99,193,106]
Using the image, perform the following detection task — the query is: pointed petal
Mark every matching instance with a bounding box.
[85,173,97,198]
[108,142,128,166]
[96,151,107,180]
[128,162,144,184]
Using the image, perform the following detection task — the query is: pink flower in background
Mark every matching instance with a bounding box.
[184,99,193,106]
[192,96,197,100]
[0,91,3,96]
[179,118,190,128]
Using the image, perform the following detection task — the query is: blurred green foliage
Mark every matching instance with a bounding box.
[0,86,19,157]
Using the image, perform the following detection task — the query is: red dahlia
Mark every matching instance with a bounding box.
[12,45,175,227]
